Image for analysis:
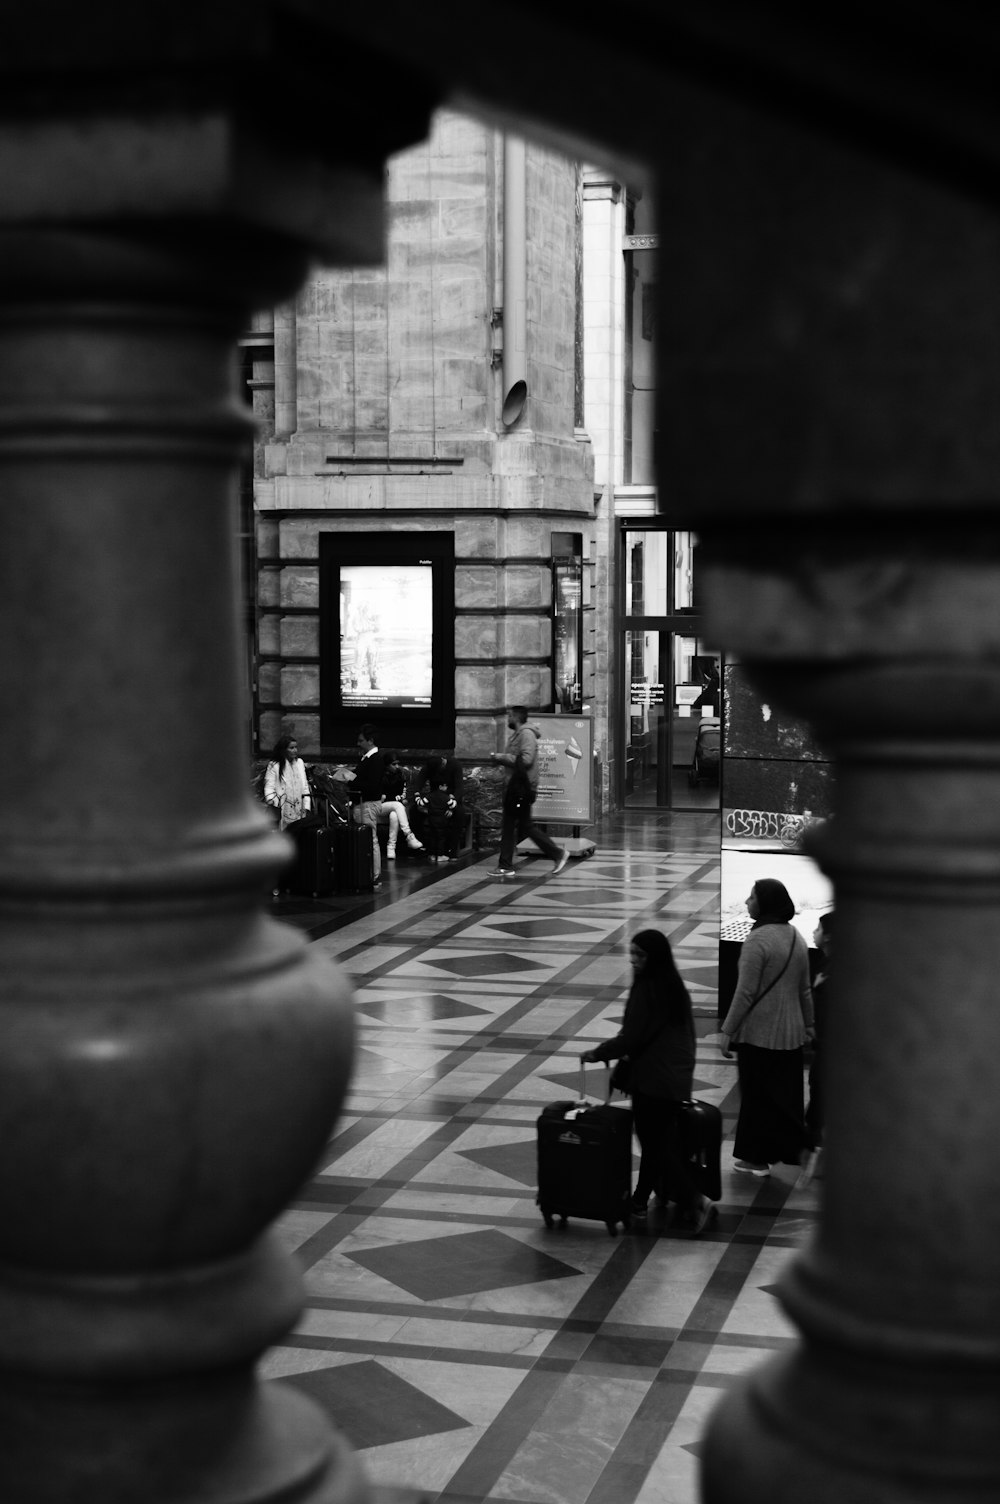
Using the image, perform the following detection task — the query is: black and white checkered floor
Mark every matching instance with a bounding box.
[265,812,818,1504]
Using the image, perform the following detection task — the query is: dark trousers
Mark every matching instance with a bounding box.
[734,1043,807,1166]
[631,1092,697,1211]
[499,797,561,867]
[804,1046,824,1150]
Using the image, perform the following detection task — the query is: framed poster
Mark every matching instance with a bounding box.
[320,531,455,748]
[526,715,594,825]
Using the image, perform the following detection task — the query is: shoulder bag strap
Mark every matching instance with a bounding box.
[741,930,798,1019]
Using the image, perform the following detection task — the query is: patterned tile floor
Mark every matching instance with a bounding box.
[264,812,818,1504]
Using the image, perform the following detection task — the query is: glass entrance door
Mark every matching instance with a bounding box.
[622,528,721,810]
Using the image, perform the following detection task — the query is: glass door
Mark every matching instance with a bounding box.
[621,526,721,810]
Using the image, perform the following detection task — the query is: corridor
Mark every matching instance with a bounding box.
[263,812,819,1504]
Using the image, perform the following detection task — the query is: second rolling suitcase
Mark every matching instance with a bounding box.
[285,816,336,898]
[332,820,377,892]
[536,1066,633,1235]
[675,1098,723,1203]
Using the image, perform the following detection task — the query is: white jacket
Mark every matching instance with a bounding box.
[264,757,311,831]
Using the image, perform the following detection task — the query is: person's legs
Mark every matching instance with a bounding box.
[447,803,464,858]
[521,812,568,872]
[734,1044,806,1167]
[630,1091,668,1212]
[386,807,399,857]
[384,799,423,850]
[733,1044,771,1168]
[497,802,518,870]
[765,1046,808,1165]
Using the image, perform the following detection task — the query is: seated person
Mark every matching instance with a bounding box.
[414,753,465,860]
[381,751,423,860]
[353,726,423,877]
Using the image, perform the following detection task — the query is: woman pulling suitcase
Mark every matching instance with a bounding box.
[581,929,715,1234]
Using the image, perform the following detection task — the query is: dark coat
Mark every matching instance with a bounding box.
[591,975,695,1101]
[418,756,462,800]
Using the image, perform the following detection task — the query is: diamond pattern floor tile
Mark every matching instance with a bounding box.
[275,1358,469,1450]
[271,812,819,1504]
[344,1228,583,1301]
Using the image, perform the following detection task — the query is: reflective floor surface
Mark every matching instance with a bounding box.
[265,811,819,1504]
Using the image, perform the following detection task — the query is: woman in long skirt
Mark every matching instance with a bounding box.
[721,879,814,1176]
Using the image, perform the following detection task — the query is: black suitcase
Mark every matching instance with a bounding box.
[536,1066,633,1235]
[332,820,376,893]
[675,1099,723,1203]
[285,816,336,898]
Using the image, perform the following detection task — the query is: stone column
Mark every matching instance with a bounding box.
[653,83,1000,1502]
[0,225,374,1503]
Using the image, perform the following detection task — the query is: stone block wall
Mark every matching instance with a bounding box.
[253,109,605,809]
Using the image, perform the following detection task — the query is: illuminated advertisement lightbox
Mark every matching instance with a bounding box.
[320,531,455,749]
[340,564,433,710]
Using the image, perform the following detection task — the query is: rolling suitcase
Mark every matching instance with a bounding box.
[332,820,376,892]
[285,816,336,898]
[536,1064,633,1235]
[674,1099,723,1203]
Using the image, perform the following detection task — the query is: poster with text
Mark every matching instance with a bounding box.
[529,716,594,825]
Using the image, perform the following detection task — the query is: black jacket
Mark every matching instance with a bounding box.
[591,975,695,1101]
[418,756,462,800]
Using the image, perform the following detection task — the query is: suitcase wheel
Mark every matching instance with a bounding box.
[540,1207,568,1231]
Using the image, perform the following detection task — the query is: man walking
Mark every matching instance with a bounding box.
[490,706,568,879]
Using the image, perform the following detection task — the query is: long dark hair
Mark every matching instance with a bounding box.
[752,878,795,925]
[272,734,297,780]
[630,928,692,1025]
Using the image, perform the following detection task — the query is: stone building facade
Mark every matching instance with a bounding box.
[249,110,604,809]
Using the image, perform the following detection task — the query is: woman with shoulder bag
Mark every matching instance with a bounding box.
[720,878,815,1177]
[581,929,714,1233]
[263,735,311,831]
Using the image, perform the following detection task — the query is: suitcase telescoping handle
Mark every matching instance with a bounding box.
[579,1059,614,1104]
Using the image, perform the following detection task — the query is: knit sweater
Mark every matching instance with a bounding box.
[353,748,387,801]
[722,923,814,1050]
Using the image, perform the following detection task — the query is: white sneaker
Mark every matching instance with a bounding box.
[734,1159,769,1177]
[386,845,396,860]
[406,833,424,850]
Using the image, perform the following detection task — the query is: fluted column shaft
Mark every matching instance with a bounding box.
[0,228,365,1503]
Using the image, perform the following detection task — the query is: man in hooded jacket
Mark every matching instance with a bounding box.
[490,706,568,879]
